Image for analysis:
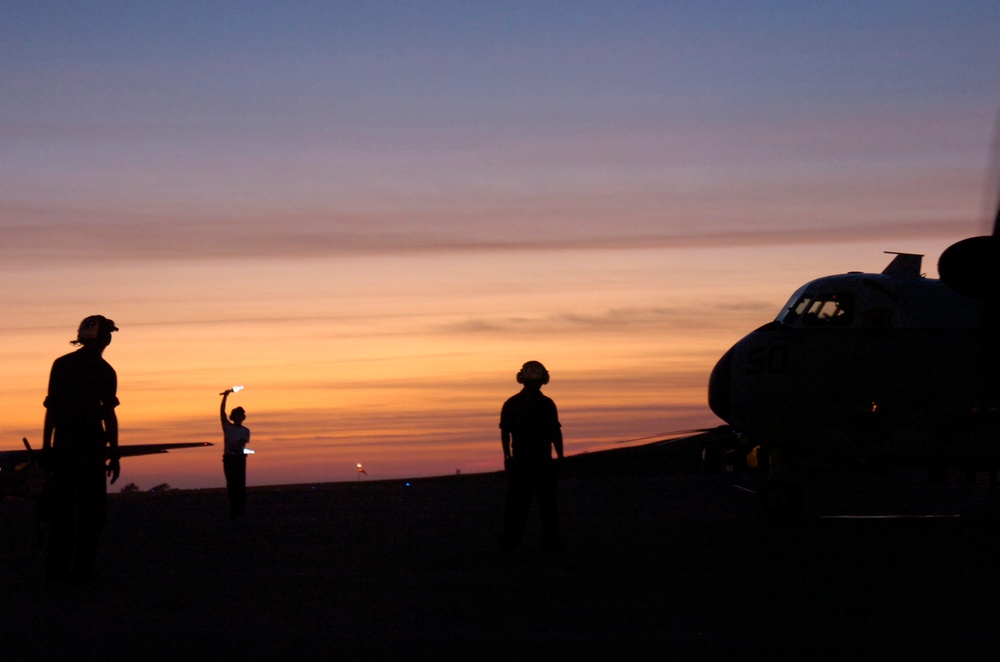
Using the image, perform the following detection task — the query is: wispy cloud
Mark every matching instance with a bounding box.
[438,302,779,336]
[0,215,971,266]
[2,2,997,489]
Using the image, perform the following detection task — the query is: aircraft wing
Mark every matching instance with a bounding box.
[113,442,214,458]
[558,430,722,480]
[2,441,213,500]
[1,442,213,470]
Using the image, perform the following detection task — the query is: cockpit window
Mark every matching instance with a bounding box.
[782,293,854,327]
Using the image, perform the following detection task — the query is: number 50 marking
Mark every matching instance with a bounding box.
[746,346,788,375]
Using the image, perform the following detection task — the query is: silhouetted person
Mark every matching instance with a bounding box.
[42,315,120,583]
[220,389,250,518]
[499,360,564,553]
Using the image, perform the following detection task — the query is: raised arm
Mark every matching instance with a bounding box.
[220,389,231,427]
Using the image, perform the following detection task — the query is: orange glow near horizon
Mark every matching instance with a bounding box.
[0,239,962,489]
[3,4,996,491]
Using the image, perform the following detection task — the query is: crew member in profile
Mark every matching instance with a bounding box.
[42,315,121,583]
[220,389,250,519]
[499,360,564,553]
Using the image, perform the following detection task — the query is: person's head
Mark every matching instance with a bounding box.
[72,315,118,350]
[230,406,246,425]
[516,360,550,389]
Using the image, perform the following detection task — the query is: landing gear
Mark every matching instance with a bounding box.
[759,479,804,517]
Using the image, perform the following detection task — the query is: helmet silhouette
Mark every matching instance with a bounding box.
[516,360,550,385]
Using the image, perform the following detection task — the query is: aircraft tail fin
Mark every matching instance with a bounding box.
[882,252,923,279]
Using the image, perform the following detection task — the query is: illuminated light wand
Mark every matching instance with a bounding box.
[357,463,367,481]
[219,385,244,396]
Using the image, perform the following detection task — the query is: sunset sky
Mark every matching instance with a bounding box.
[2,2,999,489]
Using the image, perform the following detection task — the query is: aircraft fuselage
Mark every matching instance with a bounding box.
[708,261,997,471]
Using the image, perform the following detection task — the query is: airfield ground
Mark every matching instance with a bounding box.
[3,447,1000,660]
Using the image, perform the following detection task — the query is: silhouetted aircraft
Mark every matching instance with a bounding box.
[0,438,214,501]
[708,130,1000,516]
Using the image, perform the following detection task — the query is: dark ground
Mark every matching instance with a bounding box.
[3,444,1000,660]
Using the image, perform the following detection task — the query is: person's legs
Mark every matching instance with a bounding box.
[501,462,533,551]
[538,463,562,552]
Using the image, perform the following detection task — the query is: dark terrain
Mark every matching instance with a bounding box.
[3,440,1000,660]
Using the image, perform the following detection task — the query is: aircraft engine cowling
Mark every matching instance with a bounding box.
[708,346,734,424]
[937,235,1000,301]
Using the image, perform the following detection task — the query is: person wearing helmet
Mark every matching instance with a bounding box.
[499,360,564,553]
[220,388,251,519]
[42,315,120,583]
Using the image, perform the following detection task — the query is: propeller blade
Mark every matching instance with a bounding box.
[939,111,1000,299]
[990,110,1000,236]
[21,437,36,463]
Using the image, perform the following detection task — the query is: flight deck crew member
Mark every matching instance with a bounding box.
[499,360,564,553]
[220,389,250,519]
[43,315,120,583]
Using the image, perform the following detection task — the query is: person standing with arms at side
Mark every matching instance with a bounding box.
[43,315,120,583]
[220,388,250,519]
[499,360,564,554]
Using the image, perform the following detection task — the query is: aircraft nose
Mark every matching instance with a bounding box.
[708,346,734,424]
